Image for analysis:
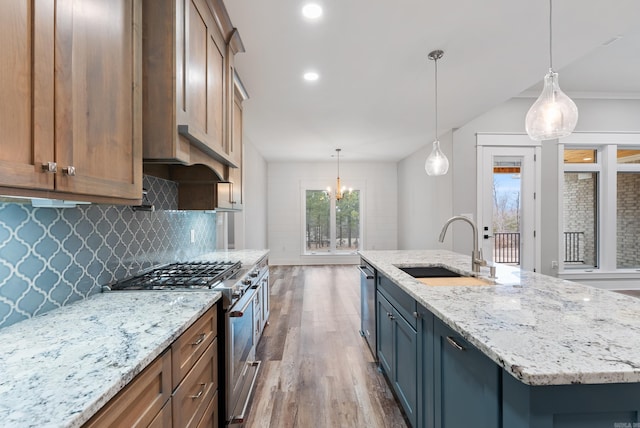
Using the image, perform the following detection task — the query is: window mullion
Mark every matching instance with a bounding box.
[330,196,337,252]
[600,145,617,271]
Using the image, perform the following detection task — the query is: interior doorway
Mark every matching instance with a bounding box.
[477,137,541,272]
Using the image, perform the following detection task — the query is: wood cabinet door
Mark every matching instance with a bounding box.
[183,0,226,155]
[227,96,243,208]
[54,0,142,200]
[0,1,55,190]
[230,93,243,167]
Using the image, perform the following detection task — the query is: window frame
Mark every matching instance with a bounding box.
[300,180,364,256]
[560,134,640,276]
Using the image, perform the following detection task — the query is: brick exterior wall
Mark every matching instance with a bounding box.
[563,173,597,266]
[617,173,640,268]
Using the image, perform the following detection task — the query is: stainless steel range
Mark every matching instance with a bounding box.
[104,259,263,427]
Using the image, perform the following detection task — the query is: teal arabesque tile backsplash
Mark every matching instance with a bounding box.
[0,176,217,329]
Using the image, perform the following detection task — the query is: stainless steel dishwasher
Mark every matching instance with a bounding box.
[358,260,376,359]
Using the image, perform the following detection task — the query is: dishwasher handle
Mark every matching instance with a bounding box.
[357,265,374,279]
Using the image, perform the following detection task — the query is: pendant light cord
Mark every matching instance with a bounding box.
[549,0,553,70]
[434,57,438,140]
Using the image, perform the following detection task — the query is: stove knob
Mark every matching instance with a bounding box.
[232,290,242,298]
[242,279,252,286]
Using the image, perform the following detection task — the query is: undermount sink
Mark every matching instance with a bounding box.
[397,266,493,286]
[398,266,461,278]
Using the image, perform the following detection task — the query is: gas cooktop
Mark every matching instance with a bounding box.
[106,261,242,291]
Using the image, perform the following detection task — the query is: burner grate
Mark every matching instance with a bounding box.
[110,261,241,291]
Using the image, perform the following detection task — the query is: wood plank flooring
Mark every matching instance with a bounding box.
[246,265,408,428]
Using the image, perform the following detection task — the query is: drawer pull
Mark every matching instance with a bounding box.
[190,383,206,399]
[191,333,206,346]
[446,336,465,351]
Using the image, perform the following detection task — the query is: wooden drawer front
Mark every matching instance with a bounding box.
[173,338,218,428]
[83,350,172,428]
[148,401,172,428]
[195,390,219,428]
[172,305,217,386]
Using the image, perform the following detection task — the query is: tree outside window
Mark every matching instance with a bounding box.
[305,189,361,254]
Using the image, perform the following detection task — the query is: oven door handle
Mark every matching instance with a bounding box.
[228,290,255,317]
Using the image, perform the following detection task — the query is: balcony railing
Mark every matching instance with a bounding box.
[494,232,520,265]
[564,231,584,263]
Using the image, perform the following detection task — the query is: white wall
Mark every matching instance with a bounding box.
[234,139,268,250]
[397,130,454,249]
[267,161,397,265]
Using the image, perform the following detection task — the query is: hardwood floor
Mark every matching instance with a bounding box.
[246,265,408,428]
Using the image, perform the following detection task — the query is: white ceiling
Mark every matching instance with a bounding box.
[225,0,640,163]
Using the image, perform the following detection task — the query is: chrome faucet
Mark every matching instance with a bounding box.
[438,215,487,273]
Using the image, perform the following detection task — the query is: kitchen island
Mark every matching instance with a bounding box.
[0,249,268,428]
[360,249,640,428]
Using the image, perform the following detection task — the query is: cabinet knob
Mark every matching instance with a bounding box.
[62,166,76,176]
[41,162,57,173]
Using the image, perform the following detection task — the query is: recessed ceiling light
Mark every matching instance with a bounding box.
[302,3,323,19]
[303,71,319,82]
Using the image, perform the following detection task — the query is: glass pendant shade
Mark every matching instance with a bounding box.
[425,140,449,176]
[525,70,578,141]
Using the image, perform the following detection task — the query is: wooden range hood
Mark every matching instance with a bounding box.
[144,163,238,211]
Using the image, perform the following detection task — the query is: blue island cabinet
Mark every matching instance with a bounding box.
[431,317,501,428]
[503,373,640,428]
[377,275,419,427]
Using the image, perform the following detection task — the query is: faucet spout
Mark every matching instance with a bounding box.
[438,215,486,272]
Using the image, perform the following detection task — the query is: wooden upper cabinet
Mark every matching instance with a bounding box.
[143,0,243,174]
[224,77,248,210]
[55,0,142,200]
[0,1,55,191]
[0,0,142,203]
[185,0,226,156]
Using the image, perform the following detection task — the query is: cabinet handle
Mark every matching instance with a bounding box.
[191,333,206,346]
[41,162,57,173]
[62,166,76,176]
[413,311,420,319]
[446,336,465,351]
[190,383,206,399]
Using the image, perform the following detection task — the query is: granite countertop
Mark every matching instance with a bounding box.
[0,249,270,427]
[194,249,269,267]
[0,289,221,427]
[359,249,640,386]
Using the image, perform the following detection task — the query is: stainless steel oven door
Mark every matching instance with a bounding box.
[227,288,261,426]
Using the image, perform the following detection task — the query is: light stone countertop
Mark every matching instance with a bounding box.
[0,291,222,427]
[0,250,269,427]
[194,249,270,267]
[359,249,640,386]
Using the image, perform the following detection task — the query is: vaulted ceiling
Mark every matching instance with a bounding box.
[226,0,640,163]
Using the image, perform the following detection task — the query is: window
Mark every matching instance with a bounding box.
[616,149,640,269]
[304,188,361,254]
[562,144,640,271]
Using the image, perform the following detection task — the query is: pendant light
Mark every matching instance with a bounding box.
[425,50,449,176]
[525,0,578,141]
